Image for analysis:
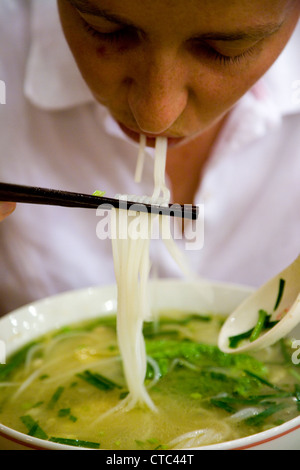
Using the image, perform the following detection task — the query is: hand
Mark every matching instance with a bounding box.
[0,202,16,221]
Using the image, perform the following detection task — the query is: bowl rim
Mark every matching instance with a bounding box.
[1,279,300,450]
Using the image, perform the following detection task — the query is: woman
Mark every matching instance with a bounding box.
[0,0,299,314]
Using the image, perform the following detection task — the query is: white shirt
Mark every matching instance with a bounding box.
[0,0,299,315]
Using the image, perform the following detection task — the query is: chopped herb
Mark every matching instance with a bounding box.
[229,329,254,349]
[210,392,292,410]
[210,398,236,414]
[47,386,64,409]
[58,408,71,417]
[244,370,283,392]
[77,370,122,391]
[20,415,48,440]
[244,402,288,426]
[21,401,44,410]
[229,310,280,349]
[57,408,78,421]
[279,339,292,364]
[250,310,268,342]
[274,278,286,311]
[147,438,159,445]
[39,374,49,380]
[135,440,146,448]
[49,437,100,449]
[294,384,300,411]
[92,190,106,197]
[0,341,38,381]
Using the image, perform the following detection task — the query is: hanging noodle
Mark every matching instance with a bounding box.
[111,135,194,412]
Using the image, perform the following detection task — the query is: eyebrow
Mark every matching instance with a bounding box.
[194,23,283,42]
[67,0,137,28]
[68,0,283,42]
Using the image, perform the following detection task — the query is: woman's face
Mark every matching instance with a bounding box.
[58,0,299,147]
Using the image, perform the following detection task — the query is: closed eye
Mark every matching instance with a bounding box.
[82,20,140,46]
[188,40,260,67]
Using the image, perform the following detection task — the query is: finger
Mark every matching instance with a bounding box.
[0,201,16,221]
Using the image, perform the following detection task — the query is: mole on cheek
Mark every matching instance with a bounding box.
[96,45,108,57]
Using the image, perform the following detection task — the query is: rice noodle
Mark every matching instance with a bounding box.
[167,423,232,449]
[146,356,162,389]
[107,135,197,415]
[111,208,157,411]
[227,407,262,422]
[134,134,146,183]
[111,136,193,412]
[0,382,19,388]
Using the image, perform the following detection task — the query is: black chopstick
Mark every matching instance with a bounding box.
[0,182,199,220]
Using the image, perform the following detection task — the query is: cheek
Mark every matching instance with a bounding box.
[68,42,128,101]
[197,57,274,113]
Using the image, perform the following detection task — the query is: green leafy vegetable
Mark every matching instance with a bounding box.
[146,339,266,376]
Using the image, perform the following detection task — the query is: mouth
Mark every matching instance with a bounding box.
[117,123,185,148]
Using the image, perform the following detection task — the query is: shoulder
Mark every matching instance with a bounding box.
[0,0,31,86]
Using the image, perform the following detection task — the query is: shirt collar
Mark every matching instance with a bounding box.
[24,0,300,119]
[262,20,300,116]
[24,0,94,110]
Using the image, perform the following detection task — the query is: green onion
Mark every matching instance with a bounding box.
[250,310,268,342]
[76,370,121,391]
[20,415,48,440]
[229,310,280,349]
[47,386,64,409]
[49,437,100,449]
[210,398,236,413]
[92,190,106,197]
[294,384,300,411]
[0,341,38,381]
[244,402,287,426]
[274,278,286,311]
[57,408,71,417]
[57,408,78,421]
[244,370,283,391]
[228,329,253,349]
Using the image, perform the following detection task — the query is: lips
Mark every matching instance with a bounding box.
[117,122,185,148]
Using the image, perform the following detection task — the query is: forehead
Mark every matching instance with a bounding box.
[73,0,293,29]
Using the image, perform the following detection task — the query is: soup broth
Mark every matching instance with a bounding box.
[0,311,300,450]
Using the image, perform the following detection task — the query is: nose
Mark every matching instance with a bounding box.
[127,51,188,135]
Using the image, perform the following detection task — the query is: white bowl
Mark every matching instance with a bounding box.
[1,279,300,450]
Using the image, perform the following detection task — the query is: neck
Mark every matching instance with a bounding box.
[166,118,225,205]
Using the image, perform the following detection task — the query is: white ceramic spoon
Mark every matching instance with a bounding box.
[218,254,300,354]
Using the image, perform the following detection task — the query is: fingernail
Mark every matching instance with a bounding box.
[0,202,15,215]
